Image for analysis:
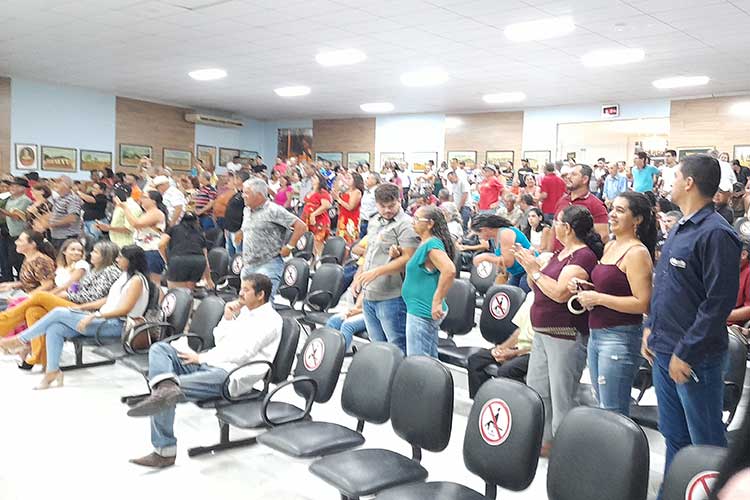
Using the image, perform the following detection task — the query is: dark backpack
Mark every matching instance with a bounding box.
[224,192,245,232]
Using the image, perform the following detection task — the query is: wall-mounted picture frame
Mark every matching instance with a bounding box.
[347,152,370,168]
[196,144,216,169]
[120,144,152,168]
[734,145,750,167]
[566,152,577,162]
[278,128,313,162]
[239,150,259,159]
[41,146,77,172]
[219,147,241,167]
[163,148,192,171]
[406,152,438,173]
[485,150,514,168]
[523,150,552,172]
[677,147,713,161]
[14,143,38,171]
[447,151,477,169]
[380,152,404,170]
[80,150,112,171]
[315,152,343,165]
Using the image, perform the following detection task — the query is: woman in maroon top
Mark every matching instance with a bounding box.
[567,192,655,416]
[514,205,602,456]
[477,165,504,212]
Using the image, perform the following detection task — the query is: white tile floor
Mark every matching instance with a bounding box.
[0,329,746,500]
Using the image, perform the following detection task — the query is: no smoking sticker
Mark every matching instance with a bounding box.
[489,292,511,320]
[284,266,298,286]
[296,236,307,250]
[740,221,750,237]
[478,398,512,446]
[231,256,243,275]
[476,261,493,279]
[685,471,719,500]
[161,293,176,316]
[304,338,325,371]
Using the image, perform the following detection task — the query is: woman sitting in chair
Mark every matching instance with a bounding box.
[0,245,154,389]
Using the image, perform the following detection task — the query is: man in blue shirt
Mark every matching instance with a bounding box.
[642,154,741,485]
[630,151,660,193]
[602,162,627,206]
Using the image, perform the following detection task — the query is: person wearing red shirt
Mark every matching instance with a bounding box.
[301,171,333,256]
[539,162,566,220]
[553,164,609,251]
[728,243,750,326]
[477,165,504,212]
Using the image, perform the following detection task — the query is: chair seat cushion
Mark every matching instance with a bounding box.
[92,344,127,360]
[309,448,428,498]
[377,481,485,500]
[119,354,149,375]
[437,345,484,368]
[217,400,306,429]
[72,336,119,347]
[277,309,306,320]
[304,312,334,326]
[629,404,658,430]
[257,421,364,457]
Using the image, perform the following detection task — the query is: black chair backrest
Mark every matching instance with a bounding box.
[161,288,193,335]
[229,253,243,277]
[341,343,404,424]
[724,330,748,412]
[278,258,310,306]
[207,247,230,282]
[319,236,347,265]
[188,295,225,350]
[464,379,544,491]
[292,231,314,261]
[441,279,476,336]
[293,327,345,403]
[205,227,225,248]
[662,445,728,500]
[306,263,345,311]
[270,317,301,384]
[480,285,526,344]
[470,256,498,295]
[390,356,454,452]
[548,407,649,500]
[733,217,750,239]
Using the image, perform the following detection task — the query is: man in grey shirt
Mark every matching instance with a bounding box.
[1,177,32,276]
[354,183,420,354]
[241,178,307,296]
[48,176,82,249]
[447,170,471,229]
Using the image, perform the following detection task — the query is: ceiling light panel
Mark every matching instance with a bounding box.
[482,92,527,104]
[400,67,449,87]
[504,16,575,42]
[360,102,394,113]
[581,48,645,67]
[652,75,710,89]
[315,48,366,66]
[274,85,311,97]
[188,68,227,80]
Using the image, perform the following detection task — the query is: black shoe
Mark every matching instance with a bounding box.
[127,381,184,417]
[17,360,33,371]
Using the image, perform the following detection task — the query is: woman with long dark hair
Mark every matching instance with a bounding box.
[116,190,167,283]
[301,171,333,256]
[333,171,364,244]
[158,212,213,290]
[566,191,655,416]
[471,213,534,292]
[524,207,553,253]
[0,230,56,298]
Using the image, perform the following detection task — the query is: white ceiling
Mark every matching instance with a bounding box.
[1,0,750,120]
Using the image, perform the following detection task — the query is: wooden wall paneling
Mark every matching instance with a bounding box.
[444,111,524,168]
[669,97,750,156]
[312,118,376,165]
[0,77,10,174]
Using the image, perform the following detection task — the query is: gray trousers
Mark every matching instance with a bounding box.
[526,331,587,442]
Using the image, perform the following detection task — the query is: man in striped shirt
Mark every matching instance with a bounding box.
[194,172,217,230]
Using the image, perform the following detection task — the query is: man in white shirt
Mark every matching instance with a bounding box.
[659,149,679,197]
[447,169,471,229]
[153,175,186,226]
[226,155,242,173]
[710,149,737,193]
[128,273,283,468]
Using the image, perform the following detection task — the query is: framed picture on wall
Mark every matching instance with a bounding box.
[523,150,552,172]
[196,144,216,169]
[41,146,77,172]
[734,145,750,167]
[380,152,404,170]
[278,128,313,162]
[14,143,38,171]
[120,144,152,168]
[239,150,258,159]
[80,150,112,171]
[163,148,192,171]
[485,150,514,168]
[677,147,713,161]
[347,152,370,168]
[219,147,240,167]
[447,151,477,169]
[406,152,437,172]
[315,152,344,165]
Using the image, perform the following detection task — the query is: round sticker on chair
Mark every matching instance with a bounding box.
[489,292,511,320]
[741,220,750,238]
[296,236,307,251]
[161,293,176,317]
[284,266,298,286]
[231,255,243,275]
[684,470,719,500]
[303,338,325,371]
[476,261,493,279]
[478,398,512,446]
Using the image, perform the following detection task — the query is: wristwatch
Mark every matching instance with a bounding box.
[285,243,295,251]
[531,272,542,282]
[94,311,103,318]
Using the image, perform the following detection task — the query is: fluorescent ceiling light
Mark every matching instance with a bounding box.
[581,48,644,67]
[274,85,311,97]
[504,16,575,42]
[400,68,449,87]
[482,92,526,104]
[360,102,394,113]
[316,48,366,67]
[188,68,227,81]
[445,117,462,129]
[730,101,750,116]
[652,76,710,89]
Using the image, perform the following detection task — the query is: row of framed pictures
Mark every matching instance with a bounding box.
[365,150,553,172]
[15,143,111,172]
[315,151,371,168]
[198,145,259,169]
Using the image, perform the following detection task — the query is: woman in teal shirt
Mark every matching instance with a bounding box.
[395,206,456,357]
[471,213,533,293]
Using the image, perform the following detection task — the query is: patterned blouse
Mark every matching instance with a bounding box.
[66,264,122,305]
[19,253,56,293]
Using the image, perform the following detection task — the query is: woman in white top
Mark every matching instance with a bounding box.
[0,245,153,390]
[524,207,553,254]
[51,238,90,296]
[118,190,168,283]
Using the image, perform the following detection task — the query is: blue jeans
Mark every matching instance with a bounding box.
[199,215,215,231]
[653,351,728,478]
[508,270,530,293]
[242,255,284,297]
[225,230,242,259]
[405,313,440,358]
[588,324,642,415]
[83,220,102,242]
[459,205,472,230]
[147,342,228,456]
[18,307,123,371]
[326,312,366,349]
[359,219,369,238]
[363,296,407,354]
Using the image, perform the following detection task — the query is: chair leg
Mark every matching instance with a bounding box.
[187,421,259,457]
[59,343,117,371]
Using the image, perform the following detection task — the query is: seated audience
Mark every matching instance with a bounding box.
[326,286,366,350]
[0,230,56,301]
[728,241,750,327]
[77,181,108,241]
[51,238,89,297]
[117,190,167,284]
[158,212,213,290]
[98,183,142,248]
[472,213,533,292]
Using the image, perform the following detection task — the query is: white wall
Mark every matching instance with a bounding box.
[375,113,446,175]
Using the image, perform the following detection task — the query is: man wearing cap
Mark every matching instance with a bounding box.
[0,178,32,276]
[48,176,82,249]
[153,175,186,227]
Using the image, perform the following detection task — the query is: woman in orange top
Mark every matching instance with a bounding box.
[333,172,364,245]
[301,172,332,255]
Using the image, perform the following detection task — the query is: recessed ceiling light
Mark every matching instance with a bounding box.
[482,92,526,104]
[316,49,366,67]
[400,68,449,87]
[730,101,750,116]
[274,85,311,97]
[188,68,227,81]
[652,76,710,89]
[360,102,394,113]
[445,117,463,129]
[504,16,575,42]
[581,48,644,67]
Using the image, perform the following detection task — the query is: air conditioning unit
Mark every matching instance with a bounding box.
[185,113,244,128]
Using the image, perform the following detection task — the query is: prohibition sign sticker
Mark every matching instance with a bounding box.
[489,292,511,320]
[231,255,243,275]
[296,236,307,250]
[684,471,719,500]
[304,338,325,371]
[478,398,512,446]
[161,293,176,317]
[741,220,750,238]
[284,266,298,286]
[476,261,493,279]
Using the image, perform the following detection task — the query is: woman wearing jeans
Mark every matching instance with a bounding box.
[568,192,655,415]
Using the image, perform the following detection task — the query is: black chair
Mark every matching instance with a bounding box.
[733,217,750,239]
[319,236,347,265]
[547,407,649,500]
[204,227,225,248]
[469,256,497,309]
[377,378,544,500]
[189,326,343,457]
[257,342,403,458]
[436,279,478,368]
[662,445,728,500]
[276,258,311,311]
[296,263,345,328]
[292,231,315,261]
[309,356,454,500]
[205,247,238,300]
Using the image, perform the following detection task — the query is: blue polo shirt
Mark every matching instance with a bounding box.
[646,204,741,365]
[631,164,660,193]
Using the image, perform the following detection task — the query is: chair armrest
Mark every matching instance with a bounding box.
[260,376,317,427]
[303,290,333,313]
[220,360,274,402]
[161,333,206,352]
[277,285,300,308]
[123,322,175,354]
[318,255,338,264]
